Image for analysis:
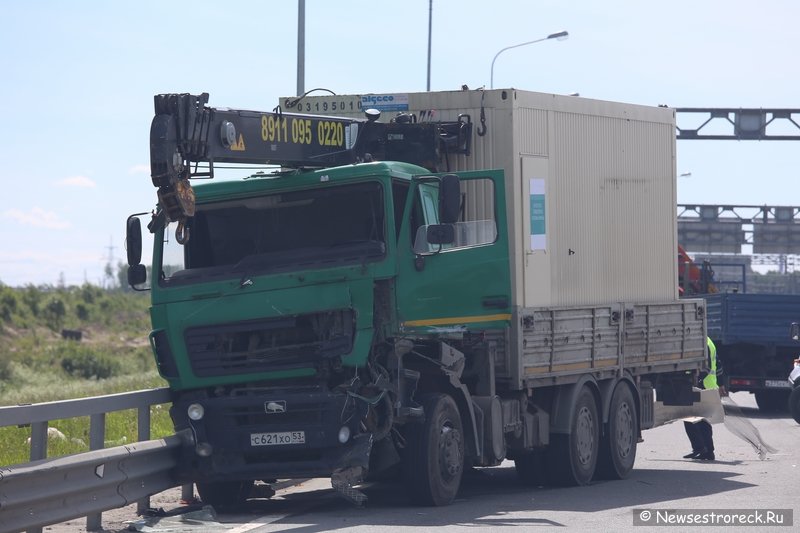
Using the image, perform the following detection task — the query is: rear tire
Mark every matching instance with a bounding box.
[596,383,638,479]
[546,386,599,486]
[754,390,789,413]
[196,480,254,507]
[403,393,465,506]
[789,387,800,424]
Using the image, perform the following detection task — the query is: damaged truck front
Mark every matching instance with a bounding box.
[127,90,708,508]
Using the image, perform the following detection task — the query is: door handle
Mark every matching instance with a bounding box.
[482,296,509,309]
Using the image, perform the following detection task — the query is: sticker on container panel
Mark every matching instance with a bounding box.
[360,94,409,112]
[529,179,546,250]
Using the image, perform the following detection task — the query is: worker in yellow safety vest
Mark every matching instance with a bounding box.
[683,337,726,461]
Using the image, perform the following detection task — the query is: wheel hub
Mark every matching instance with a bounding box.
[575,406,595,466]
[439,424,463,480]
[615,401,633,457]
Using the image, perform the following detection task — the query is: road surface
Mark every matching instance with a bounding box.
[48,392,798,532]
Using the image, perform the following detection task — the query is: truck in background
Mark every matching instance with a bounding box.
[678,253,798,412]
[705,291,800,411]
[678,245,717,296]
[126,89,707,507]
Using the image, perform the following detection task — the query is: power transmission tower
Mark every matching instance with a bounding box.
[104,237,117,288]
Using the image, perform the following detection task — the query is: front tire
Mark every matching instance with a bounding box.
[403,393,465,506]
[546,386,599,486]
[596,383,638,479]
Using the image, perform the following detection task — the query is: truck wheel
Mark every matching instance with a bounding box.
[514,450,546,486]
[596,383,638,479]
[403,393,464,506]
[546,386,599,486]
[196,480,254,507]
[789,387,800,424]
[754,390,789,413]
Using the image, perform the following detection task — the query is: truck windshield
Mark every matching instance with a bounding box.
[160,181,385,284]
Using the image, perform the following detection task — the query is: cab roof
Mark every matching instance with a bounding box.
[193,161,428,202]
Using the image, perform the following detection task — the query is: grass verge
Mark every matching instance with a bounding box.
[0,371,174,467]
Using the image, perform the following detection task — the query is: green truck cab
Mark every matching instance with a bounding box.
[131,106,510,504]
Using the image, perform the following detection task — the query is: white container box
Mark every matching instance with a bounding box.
[283,89,678,309]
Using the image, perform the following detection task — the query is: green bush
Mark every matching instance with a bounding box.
[0,288,18,322]
[0,358,11,381]
[43,297,66,331]
[60,345,121,379]
[80,283,102,305]
[21,285,42,317]
[75,303,89,321]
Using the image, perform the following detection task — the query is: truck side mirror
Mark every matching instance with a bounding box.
[439,174,461,224]
[128,264,147,287]
[126,216,143,266]
[427,224,455,245]
[791,322,800,341]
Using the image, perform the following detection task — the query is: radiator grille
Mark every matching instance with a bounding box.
[185,310,354,377]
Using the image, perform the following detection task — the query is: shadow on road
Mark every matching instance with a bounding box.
[726,404,791,420]
[212,463,755,531]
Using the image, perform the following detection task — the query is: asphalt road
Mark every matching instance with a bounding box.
[50,392,799,532]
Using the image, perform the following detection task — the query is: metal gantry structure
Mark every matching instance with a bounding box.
[676,108,800,140]
[677,204,800,273]
[675,108,800,272]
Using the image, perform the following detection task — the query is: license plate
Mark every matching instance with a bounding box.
[250,431,305,446]
[764,380,791,389]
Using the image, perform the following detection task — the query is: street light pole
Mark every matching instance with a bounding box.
[490,30,569,89]
[427,0,433,91]
[297,0,305,96]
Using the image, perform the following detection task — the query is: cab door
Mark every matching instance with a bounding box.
[395,170,512,334]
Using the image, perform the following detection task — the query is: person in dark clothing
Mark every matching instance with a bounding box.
[683,337,725,461]
[684,419,716,460]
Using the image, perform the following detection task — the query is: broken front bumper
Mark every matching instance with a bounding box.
[171,387,372,482]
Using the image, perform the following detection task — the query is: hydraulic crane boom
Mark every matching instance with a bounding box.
[149,92,472,241]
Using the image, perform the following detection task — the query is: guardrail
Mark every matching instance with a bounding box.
[0,388,181,533]
[0,436,181,533]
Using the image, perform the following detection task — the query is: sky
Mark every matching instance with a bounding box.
[1,0,799,287]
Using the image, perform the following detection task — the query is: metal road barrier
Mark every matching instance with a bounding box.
[0,388,181,533]
[0,436,181,533]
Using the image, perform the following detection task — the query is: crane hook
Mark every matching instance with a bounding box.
[477,88,487,137]
[175,220,190,245]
